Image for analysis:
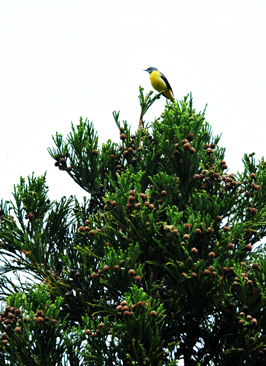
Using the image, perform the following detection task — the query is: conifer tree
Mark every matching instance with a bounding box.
[1,91,266,365]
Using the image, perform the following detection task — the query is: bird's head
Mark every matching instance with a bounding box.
[144,67,158,74]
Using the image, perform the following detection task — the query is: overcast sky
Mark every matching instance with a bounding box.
[1,0,266,204]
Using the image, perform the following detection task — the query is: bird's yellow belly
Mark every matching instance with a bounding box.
[150,71,167,92]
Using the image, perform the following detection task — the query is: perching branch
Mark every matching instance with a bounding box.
[138,86,164,130]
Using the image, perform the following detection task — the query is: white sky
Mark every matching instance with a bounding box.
[1,0,266,204]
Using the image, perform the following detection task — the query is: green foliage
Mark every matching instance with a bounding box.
[0,286,81,366]
[1,91,266,365]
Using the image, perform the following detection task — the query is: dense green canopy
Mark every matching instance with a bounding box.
[1,92,266,365]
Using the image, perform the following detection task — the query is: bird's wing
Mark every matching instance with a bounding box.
[160,72,174,95]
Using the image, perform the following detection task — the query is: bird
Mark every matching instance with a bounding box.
[144,67,174,102]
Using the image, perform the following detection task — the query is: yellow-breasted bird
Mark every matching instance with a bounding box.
[144,67,174,102]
